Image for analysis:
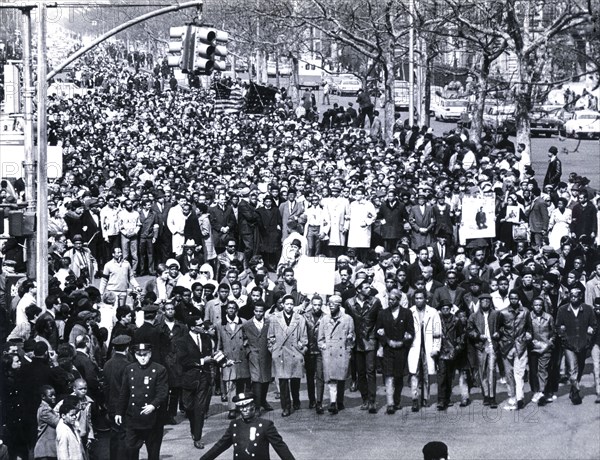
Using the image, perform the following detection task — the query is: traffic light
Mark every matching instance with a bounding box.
[167,25,195,73]
[194,27,229,74]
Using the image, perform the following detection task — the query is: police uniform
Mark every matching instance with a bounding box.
[104,335,133,460]
[116,343,169,460]
[200,393,295,460]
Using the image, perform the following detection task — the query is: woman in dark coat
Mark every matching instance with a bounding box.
[2,353,28,459]
[257,195,282,272]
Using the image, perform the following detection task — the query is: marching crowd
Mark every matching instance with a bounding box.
[1,44,600,460]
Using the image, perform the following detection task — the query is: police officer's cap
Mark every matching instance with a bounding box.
[233,392,255,407]
[111,335,132,346]
[133,343,152,353]
[142,304,159,313]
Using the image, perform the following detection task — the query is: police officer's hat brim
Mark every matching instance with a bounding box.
[232,392,255,406]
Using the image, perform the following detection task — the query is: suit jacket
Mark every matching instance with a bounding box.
[200,417,295,460]
[175,332,214,390]
[279,200,305,242]
[376,200,408,239]
[345,296,383,351]
[409,204,435,248]
[238,199,260,235]
[431,285,466,310]
[73,351,101,400]
[209,205,236,248]
[139,209,159,239]
[151,201,172,234]
[377,307,415,346]
[528,197,549,233]
[467,309,500,352]
[34,400,60,458]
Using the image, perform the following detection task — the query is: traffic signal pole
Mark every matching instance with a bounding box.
[37,2,49,303]
[1,1,204,307]
[20,7,36,281]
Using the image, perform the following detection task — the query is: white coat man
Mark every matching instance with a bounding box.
[167,195,188,256]
[318,295,355,414]
[100,194,120,254]
[347,187,376,259]
[322,184,350,258]
[408,289,442,412]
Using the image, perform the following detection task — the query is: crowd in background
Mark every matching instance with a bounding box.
[0,42,599,459]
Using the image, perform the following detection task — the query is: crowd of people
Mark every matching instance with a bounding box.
[1,42,599,460]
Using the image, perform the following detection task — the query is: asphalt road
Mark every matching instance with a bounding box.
[110,366,600,460]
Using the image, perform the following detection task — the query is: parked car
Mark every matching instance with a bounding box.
[337,78,362,96]
[432,98,469,122]
[560,109,600,139]
[529,105,563,137]
[483,104,516,132]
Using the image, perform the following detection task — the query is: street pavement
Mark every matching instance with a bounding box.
[100,366,600,460]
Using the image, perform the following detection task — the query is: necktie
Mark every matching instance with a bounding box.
[196,333,202,352]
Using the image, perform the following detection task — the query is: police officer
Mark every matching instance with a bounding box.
[115,343,169,460]
[103,335,133,460]
[200,392,295,460]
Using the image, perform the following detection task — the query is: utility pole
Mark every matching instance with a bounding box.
[408,0,415,126]
[20,7,36,281]
[37,2,49,306]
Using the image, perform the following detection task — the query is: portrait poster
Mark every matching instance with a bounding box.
[295,256,336,296]
[459,194,496,244]
[505,205,521,224]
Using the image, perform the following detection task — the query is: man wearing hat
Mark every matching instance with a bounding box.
[345,276,383,413]
[115,343,168,460]
[467,292,500,408]
[104,335,132,460]
[200,392,295,460]
[543,146,562,188]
